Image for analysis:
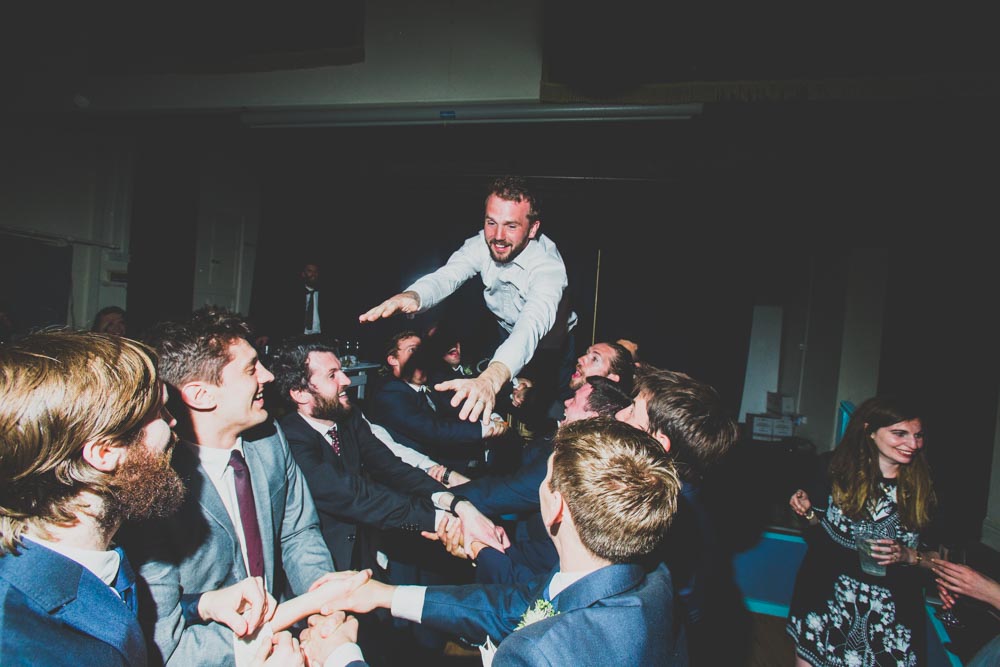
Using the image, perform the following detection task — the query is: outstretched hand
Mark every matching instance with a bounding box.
[358,291,420,323]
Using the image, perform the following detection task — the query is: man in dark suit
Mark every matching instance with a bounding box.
[325,418,688,666]
[367,336,509,477]
[0,330,186,666]
[250,260,337,350]
[268,337,507,573]
[123,307,340,666]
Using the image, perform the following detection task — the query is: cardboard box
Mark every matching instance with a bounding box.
[746,413,795,441]
[771,416,795,438]
[747,413,775,441]
[767,392,796,416]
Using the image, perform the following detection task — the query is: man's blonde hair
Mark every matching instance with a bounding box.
[0,331,160,553]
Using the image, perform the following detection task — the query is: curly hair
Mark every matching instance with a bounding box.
[486,175,542,224]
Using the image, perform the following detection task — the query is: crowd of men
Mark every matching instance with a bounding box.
[1,176,749,667]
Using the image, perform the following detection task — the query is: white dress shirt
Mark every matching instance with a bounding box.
[407,232,578,378]
[24,535,120,588]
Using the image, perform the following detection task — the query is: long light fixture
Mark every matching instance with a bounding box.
[240,102,702,128]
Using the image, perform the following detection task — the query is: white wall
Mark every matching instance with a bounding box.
[12,0,544,114]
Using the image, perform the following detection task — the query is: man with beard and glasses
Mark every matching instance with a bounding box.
[359,175,578,431]
[122,307,363,667]
[270,337,509,664]
[0,331,185,666]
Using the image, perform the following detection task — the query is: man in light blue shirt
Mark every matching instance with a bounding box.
[359,175,577,427]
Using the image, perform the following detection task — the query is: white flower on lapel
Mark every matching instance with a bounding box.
[515,599,558,630]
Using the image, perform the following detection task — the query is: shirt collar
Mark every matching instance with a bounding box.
[301,412,336,436]
[185,437,245,482]
[24,535,121,586]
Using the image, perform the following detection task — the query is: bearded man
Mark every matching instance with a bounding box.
[0,331,186,666]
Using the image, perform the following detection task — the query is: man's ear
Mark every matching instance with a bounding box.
[387,354,399,370]
[528,220,541,240]
[180,381,215,410]
[608,372,621,383]
[652,430,671,453]
[81,439,126,472]
[544,490,565,531]
[289,387,311,408]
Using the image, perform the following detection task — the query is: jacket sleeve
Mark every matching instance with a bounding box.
[369,382,484,450]
[351,412,448,498]
[458,452,547,517]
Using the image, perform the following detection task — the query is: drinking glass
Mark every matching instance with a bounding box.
[854,524,887,576]
[935,544,967,628]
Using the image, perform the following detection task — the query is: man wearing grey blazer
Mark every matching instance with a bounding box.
[123,307,337,667]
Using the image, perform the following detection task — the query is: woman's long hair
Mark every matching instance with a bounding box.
[829,396,936,530]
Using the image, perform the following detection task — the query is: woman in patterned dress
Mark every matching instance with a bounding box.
[785,396,937,666]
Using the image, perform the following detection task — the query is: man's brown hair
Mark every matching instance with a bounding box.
[0,331,161,553]
[549,417,680,563]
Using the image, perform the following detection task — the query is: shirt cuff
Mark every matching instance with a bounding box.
[323,642,366,667]
[391,585,427,623]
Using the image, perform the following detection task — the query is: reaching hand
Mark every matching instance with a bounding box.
[454,499,510,556]
[251,631,304,667]
[300,611,360,667]
[931,559,1000,609]
[484,415,509,438]
[358,291,420,323]
[269,570,371,632]
[199,576,276,638]
[435,360,511,423]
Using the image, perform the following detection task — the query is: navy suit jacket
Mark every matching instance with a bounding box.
[420,563,687,666]
[459,436,552,516]
[366,376,486,471]
[0,540,147,666]
[279,409,445,571]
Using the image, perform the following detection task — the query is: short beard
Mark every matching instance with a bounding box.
[485,236,530,265]
[310,390,353,422]
[103,433,186,529]
[568,370,586,391]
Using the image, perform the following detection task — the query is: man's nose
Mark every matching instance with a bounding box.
[258,363,275,383]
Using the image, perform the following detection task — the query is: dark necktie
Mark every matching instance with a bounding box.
[228,450,265,578]
[112,546,138,615]
[326,426,342,455]
[420,386,437,412]
[304,289,315,330]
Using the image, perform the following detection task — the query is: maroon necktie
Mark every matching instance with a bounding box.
[228,450,265,578]
[326,427,342,456]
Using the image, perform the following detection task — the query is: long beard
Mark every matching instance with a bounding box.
[311,390,353,421]
[103,433,186,529]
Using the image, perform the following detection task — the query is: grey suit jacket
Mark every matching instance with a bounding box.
[124,421,333,667]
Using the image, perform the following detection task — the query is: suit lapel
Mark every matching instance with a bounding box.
[173,442,243,572]
[11,541,147,665]
[549,563,645,613]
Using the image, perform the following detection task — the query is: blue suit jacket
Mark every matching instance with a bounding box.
[420,563,687,666]
[121,421,333,667]
[366,376,486,471]
[0,540,147,666]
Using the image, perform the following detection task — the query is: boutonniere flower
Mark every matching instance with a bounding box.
[515,599,558,630]
[461,365,474,377]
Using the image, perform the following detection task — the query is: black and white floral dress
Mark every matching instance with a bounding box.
[786,476,926,666]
